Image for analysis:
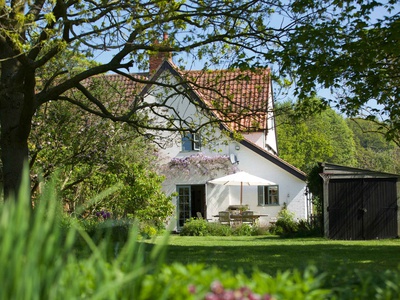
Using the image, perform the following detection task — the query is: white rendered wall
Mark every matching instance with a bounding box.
[144,69,306,230]
[206,143,307,226]
[242,132,263,148]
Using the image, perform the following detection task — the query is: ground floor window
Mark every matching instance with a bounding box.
[258,185,279,206]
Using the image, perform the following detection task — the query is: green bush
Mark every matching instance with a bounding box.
[232,224,253,236]
[139,264,400,299]
[204,221,233,236]
[269,208,323,237]
[179,218,209,236]
[275,208,298,235]
[179,219,267,236]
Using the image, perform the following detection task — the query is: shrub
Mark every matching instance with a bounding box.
[0,171,168,299]
[269,210,296,236]
[140,264,331,299]
[295,219,323,237]
[232,224,253,236]
[179,219,268,236]
[268,207,323,237]
[179,218,209,236]
[205,222,233,236]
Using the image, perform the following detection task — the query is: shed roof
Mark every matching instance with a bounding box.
[320,162,400,180]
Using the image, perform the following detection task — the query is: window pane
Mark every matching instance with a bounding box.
[177,186,191,227]
[268,186,279,205]
[257,186,264,206]
[182,133,192,151]
[193,133,201,151]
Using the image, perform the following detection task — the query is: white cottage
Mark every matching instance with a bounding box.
[135,55,309,231]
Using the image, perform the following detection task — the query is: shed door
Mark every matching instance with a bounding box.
[363,179,398,239]
[328,178,397,240]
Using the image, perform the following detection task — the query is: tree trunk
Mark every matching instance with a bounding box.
[0,58,34,201]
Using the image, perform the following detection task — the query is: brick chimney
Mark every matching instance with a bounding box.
[149,32,170,74]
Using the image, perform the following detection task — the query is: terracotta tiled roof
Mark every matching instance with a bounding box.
[101,73,146,97]
[183,68,270,132]
[101,62,270,132]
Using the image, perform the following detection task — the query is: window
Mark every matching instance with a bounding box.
[182,132,201,151]
[258,185,279,206]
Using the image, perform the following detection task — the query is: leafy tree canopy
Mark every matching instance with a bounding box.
[31,99,174,227]
[276,99,400,175]
[276,99,357,173]
[347,118,400,174]
[276,0,400,144]
[1,0,399,199]
[0,0,283,197]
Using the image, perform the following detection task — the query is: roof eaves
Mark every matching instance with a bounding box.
[142,61,209,106]
[240,138,307,181]
[320,162,400,179]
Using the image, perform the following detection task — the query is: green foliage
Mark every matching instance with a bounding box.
[278,1,400,144]
[140,264,330,299]
[30,100,174,228]
[347,118,400,174]
[2,172,400,299]
[141,263,400,299]
[202,221,233,236]
[327,267,400,299]
[277,99,400,175]
[276,99,357,173]
[0,170,169,299]
[307,164,324,222]
[269,205,322,237]
[179,218,266,236]
[270,207,298,236]
[179,218,209,236]
[231,224,253,236]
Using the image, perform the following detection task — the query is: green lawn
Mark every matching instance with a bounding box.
[146,235,400,276]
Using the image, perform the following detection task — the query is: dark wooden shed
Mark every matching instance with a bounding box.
[320,163,400,240]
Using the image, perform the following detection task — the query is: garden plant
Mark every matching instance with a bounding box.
[2,171,400,299]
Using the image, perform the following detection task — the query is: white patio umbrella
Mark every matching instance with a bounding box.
[208,171,276,205]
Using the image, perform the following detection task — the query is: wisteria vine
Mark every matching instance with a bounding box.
[166,153,238,176]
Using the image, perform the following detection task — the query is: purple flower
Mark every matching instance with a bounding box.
[95,210,111,220]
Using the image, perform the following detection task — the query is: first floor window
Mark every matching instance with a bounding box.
[258,185,279,206]
[182,131,201,151]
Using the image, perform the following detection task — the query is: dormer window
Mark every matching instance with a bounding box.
[182,132,201,151]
